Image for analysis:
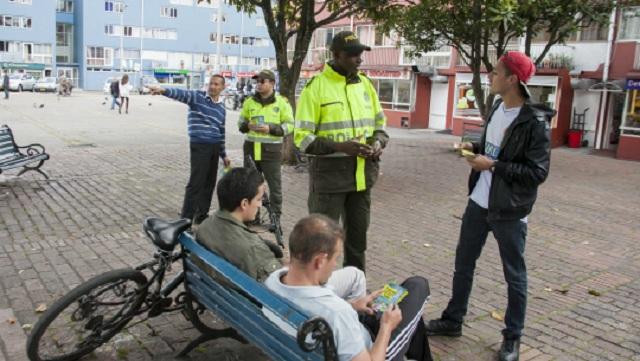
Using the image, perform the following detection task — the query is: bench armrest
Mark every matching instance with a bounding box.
[297,317,338,361]
[17,143,47,157]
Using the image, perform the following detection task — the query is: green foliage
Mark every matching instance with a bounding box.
[367,0,616,116]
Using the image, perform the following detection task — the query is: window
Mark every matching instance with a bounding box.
[223,34,240,44]
[619,6,640,40]
[105,1,125,13]
[170,0,192,5]
[242,36,255,45]
[56,0,73,12]
[161,7,178,18]
[123,26,133,36]
[311,27,350,49]
[104,24,114,35]
[356,25,374,45]
[57,23,73,63]
[209,32,217,43]
[0,41,7,52]
[374,30,397,47]
[196,0,219,7]
[0,15,31,29]
[579,21,607,41]
[86,46,113,66]
[211,13,226,22]
[8,0,32,4]
[369,78,412,111]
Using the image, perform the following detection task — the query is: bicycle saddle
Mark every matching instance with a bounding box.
[143,217,192,252]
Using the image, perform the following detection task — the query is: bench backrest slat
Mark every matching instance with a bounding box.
[179,233,325,361]
[0,126,18,157]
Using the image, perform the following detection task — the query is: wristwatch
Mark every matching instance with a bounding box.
[490,161,497,173]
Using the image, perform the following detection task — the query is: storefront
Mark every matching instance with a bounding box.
[449,69,573,147]
[617,78,640,161]
[296,64,429,128]
[153,68,203,89]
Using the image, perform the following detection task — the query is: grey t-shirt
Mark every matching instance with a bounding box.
[470,103,522,213]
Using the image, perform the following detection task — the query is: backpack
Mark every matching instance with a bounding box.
[110,81,120,96]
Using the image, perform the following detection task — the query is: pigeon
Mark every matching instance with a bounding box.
[39,104,45,108]
[148,103,152,106]
[101,102,106,105]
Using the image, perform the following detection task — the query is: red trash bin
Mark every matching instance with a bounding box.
[567,129,583,148]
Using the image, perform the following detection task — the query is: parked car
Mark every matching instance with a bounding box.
[103,77,121,95]
[138,76,159,94]
[8,74,36,92]
[34,77,59,92]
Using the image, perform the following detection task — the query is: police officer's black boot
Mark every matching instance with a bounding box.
[498,336,520,361]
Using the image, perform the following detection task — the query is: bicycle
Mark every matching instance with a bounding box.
[25,218,243,361]
[244,154,284,248]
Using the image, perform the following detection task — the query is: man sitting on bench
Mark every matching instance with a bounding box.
[265,214,433,361]
[195,167,365,300]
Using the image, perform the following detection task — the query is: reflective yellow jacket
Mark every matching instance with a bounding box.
[294,63,389,193]
[239,93,294,161]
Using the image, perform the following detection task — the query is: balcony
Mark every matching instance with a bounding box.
[400,46,452,68]
[619,6,640,41]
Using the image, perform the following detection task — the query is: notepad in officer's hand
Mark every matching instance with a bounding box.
[372,283,408,312]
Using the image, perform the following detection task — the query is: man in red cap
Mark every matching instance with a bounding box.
[425,51,553,361]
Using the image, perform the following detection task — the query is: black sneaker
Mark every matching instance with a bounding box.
[498,337,520,361]
[425,318,462,337]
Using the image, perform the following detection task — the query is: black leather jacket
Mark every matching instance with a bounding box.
[469,99,554,221]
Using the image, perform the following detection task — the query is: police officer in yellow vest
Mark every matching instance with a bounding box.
[239,69,294,220]
[294,31,389,271]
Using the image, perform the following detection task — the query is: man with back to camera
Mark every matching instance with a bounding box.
[150,75,231,225]
[425,51,553,361]
[265,214,433,361]
[294,31,389,272]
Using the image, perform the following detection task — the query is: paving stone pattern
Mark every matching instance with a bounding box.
[0,93,639,361]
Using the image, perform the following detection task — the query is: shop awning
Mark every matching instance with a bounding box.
[153,68,189,76]
[0,62,46,70]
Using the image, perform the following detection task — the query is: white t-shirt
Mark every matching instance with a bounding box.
[119,82,132,97]
[470,103,521,210]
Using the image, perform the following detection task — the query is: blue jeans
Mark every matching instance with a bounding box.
[442,199,528,339]
[110,95,120,109]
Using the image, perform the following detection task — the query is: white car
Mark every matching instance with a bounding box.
[8,74,36,91]
[34,77,59,92]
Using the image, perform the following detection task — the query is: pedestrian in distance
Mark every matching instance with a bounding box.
[425,51,553,361]
[2,70,9,100]
[149,75,231,225]
[119,74,133,114]
[110,77,121,110]
[293,30,389,272]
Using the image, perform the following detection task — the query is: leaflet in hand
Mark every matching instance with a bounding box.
[372,283,408,312]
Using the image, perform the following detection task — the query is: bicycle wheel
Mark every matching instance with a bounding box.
[26,269,148,361]
[182,292,219,334]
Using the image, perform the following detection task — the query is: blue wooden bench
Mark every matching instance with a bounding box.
[178,232,338,361]
[0,124,50,179]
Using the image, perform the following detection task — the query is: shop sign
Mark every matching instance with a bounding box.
[0,62,45,70]
[153,68,189,75]
[219,71,232,77]
[625,79,640,90]
[237,71,256,78]
[362,69,409,79]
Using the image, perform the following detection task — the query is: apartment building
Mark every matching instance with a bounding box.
[1,0,277,90]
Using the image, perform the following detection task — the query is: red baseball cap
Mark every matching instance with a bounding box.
[499,51,536,97]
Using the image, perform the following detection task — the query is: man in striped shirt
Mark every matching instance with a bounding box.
[150,75,231,225]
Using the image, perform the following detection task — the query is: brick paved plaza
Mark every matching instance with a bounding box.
[0,92,639,361]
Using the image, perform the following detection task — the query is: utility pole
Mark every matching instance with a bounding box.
[139,0,144,88]
[215,0,222,72]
